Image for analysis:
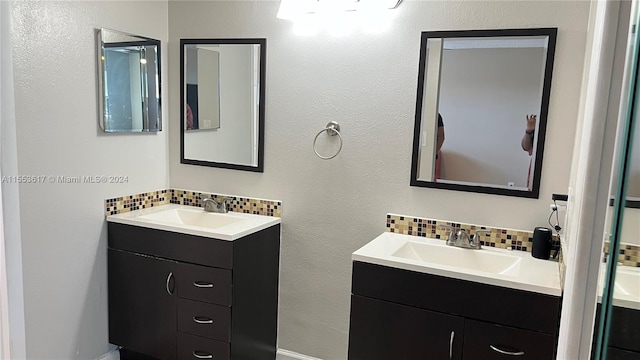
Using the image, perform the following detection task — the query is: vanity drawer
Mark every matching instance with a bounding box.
[176,262,232,306]
[462,319,556,359]
[108,222,233,268]
[177,332,230,360]
[177,298,231,342]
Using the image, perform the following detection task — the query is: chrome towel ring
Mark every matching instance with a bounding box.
[313,121,343,160]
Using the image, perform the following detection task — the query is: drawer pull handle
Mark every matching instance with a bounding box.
[192,351,213,359]
[489,345,525,356]
[193,281,214,288]
[166,272,174,295]
[449,331,454,359]
[193,316,214,324]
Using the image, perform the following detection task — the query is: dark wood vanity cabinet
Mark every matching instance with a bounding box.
[348,262,561,360]
[594,304,640,359]
[108,222,280,360]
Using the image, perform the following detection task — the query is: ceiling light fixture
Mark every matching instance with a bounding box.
[277,0,403,30]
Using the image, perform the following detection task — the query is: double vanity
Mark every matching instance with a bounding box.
[106,203,281,360]
[348,232,562,360]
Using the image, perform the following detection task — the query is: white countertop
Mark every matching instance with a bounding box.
[598,265,640,311]
[106,204,280,240]
[352,232,562,296]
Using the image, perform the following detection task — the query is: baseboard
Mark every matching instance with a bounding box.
[98,347,314,360]
[96,348,120,360]
[277,348,323,360]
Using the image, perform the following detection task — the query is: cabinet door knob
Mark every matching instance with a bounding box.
[449,331,454,359]
[193,281,214,288]
[193,316,214,324]
[192,351,213,359]
[489,345,525,356]
[166,272,174,295]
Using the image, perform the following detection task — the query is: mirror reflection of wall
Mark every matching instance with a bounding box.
[628,120,640,198]
[98,28,161,132]
[411,29,557,198]
[438,41,546,188]
[185,45,221,131]
[180,39,265,172]
[616,109,640,246]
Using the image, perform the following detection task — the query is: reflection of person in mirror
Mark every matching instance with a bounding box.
[521,114,536,187]
[435,113,445,180]
[521,114,536,155]
[186,104,194,130]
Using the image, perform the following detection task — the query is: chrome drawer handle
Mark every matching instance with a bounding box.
[166,272,173,295]
[193,316,214,324]
[192,351,213,359]
[193,281,214,288]
[449,331,454,359]
[489,345,525,356]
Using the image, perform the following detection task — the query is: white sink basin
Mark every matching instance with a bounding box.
[353,232,561,296]
[107,204,280,240]
[137,208,245,229]
[392,241,521,275]
[615,268,640,297]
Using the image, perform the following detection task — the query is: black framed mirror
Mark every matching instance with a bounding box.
[410,28,557,198]
[180,38,266,172]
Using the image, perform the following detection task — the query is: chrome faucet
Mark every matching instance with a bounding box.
[200,195,232,213]
[440,225,486,249]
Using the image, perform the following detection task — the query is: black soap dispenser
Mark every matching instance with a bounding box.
[532,227,552,259]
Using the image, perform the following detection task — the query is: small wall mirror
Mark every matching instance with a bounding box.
[410,28,557,198]
[97,28,162,132]
[180,38,266,172]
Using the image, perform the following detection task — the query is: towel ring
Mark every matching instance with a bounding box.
[313,121,343,160]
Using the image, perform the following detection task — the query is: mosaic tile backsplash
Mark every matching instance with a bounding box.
[386,214,560,254]
[603,241,640,268]
[105,189,170,215]
[170,189,281,217]
[105,189,281,218]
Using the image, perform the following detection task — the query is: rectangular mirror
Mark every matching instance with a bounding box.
[410,28,557,198]
[180,38,266,172]
[97,28,162,132]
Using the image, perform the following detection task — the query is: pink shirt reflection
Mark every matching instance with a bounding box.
[186,104,194,130]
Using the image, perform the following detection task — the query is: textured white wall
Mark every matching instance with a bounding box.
[10,1,169,358]
[169,1,590,359]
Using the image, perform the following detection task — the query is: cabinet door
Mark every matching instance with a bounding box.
[348,295,464,360]
[108,249,177,360]
[462,319,555,360]
[607,347,640,360]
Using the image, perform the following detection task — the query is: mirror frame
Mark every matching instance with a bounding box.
[180,38,266,172]
[410,28,557,198]
[97,28,162,133]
